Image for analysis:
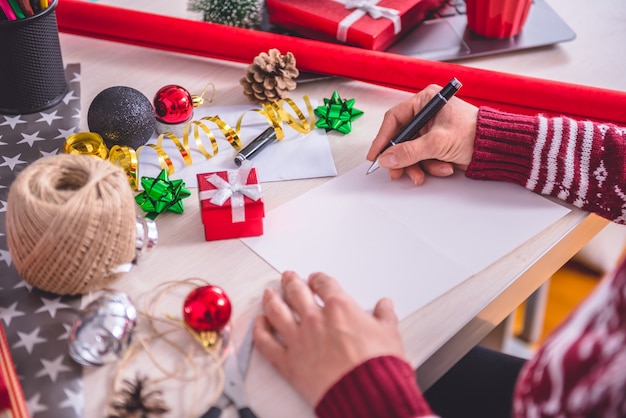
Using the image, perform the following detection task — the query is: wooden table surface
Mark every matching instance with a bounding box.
[57,0,624,416]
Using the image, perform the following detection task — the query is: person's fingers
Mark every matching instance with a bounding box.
[307,272,347,303]
[367,113,407,161]
[420,160,455,177]
[385,160,451,185]
[378,132,446,170]
[366,93,432,161]
[388,167,406,181]
[372,297,398,326]
[262,287,298,339]
[281,271,319,318]
[253,315,289,374]
[404,165,427,186]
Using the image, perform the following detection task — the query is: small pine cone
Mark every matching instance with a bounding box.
[240,48,299,104]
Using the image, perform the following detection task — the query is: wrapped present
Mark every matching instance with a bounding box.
[197,167,265,241]
[266,0,446,51]
[0,325,29,418]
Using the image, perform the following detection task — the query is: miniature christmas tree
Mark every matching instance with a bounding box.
[188,0,264,29]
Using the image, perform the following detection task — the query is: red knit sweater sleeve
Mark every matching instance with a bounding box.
[315,355,436,418]
[466,107,626,224]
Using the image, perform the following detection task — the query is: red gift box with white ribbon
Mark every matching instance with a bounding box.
[197,167,265,241]
[266,0,446,51]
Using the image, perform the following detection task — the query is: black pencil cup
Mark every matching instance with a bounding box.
[0,0,67,115]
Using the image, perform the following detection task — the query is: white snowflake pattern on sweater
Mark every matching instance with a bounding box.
[513,261,626,417]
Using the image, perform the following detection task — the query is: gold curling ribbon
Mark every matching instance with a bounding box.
[274,96,316,135]
[64,132,109,158]
[108,145,140,190]
[65,96,315,190]
[236,96,315,140]
[153,131,193,167]
[192,83,216,107]
[200,116,242,150]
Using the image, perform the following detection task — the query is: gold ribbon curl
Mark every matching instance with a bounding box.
[64,132,109,159]
[236,96,315,141]
[65,96,315,190]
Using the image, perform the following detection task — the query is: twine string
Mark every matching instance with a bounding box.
[106,279,227,418]
[6,154,137,295]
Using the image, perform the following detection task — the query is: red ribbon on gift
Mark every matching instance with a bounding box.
[198,168,262,223]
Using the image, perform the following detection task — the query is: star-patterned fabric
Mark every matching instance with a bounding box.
[0,64,83,418]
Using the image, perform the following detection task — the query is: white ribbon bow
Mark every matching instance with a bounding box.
[199,168,262,223]
[334,0,401,42]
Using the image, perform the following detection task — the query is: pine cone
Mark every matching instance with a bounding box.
[240,48,299,104]
[107,375,169,418]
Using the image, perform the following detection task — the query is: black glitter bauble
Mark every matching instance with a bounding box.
[88,86,155,149]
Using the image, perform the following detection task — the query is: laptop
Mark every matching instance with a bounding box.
[388,0,576,61]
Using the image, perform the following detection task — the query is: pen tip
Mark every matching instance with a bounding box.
[366,160,379,175]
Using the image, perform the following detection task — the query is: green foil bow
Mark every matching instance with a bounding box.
[135,169,191,220]
[314,91,364,134]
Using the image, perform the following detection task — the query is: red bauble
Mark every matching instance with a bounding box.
[153,84,194,124]
[183,285,232,332]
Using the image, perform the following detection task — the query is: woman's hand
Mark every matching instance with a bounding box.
[367,84,479,185]
[254,271,405,406]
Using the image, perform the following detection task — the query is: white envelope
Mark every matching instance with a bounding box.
[137,100,337,186]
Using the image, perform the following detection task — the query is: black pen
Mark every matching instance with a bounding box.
[366,78,462,175]
[234,126,277,167]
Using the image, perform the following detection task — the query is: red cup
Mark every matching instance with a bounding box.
[465,0,533,38]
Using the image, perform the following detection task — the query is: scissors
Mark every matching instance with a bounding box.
[200,322,258,418]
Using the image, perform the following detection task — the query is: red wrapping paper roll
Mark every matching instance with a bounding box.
[0,325,29,418]
[56,0,626,124]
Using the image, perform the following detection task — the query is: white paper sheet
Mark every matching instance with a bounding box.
[243,162,571,319]
[137,101,337,186]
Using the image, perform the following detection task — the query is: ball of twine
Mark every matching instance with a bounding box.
[6,154,137,295]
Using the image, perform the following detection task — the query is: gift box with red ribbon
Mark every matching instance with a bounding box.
[266,0,446,51]
[197,167,265,241]
[0,325,29,418]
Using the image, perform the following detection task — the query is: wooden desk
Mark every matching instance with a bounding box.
[57,0,623,416]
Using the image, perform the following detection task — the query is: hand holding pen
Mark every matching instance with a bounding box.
[367,78,462,175]
[366,79,479,185]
